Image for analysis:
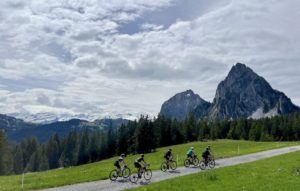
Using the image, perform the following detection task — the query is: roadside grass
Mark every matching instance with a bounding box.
[128,151,300,191]
[0,140,299,191]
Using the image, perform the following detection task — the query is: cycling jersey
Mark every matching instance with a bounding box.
[164,151,172,159]
[186,149,193,156]
[135,157,144,163]
[202,150,210,158]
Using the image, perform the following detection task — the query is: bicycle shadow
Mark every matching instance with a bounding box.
[168,170,181,174]
[116,179,129,183]
[139,180,151,185]
[187,166,200,169]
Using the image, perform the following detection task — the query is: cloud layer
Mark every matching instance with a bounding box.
[0,0,300,121]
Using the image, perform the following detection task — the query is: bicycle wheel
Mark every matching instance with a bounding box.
[184,159,190,167]
[193,158,199,166]
[208,159,215,169]
[144,169,152,180]
[161,162,168,172]
[122,167,131,178]
[129,173,138,183]
[199,161,206,170]
[109,169,118,181]
[170,161,177,170]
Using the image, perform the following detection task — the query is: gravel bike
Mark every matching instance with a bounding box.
[184,154,199,167]
[161,160,177,172]
[109,164,131,181]
[199,156,216,170]
[130,164,152,183]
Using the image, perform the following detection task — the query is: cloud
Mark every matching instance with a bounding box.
[0,0,300,121]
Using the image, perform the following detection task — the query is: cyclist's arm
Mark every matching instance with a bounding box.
[142,160,147,166]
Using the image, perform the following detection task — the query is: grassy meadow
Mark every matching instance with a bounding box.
[0,140,299,191]
[128,150,300,191]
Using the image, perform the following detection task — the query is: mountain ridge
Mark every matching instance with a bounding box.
[160,63,300,120]
[159,89,211,121]
[0,114,129,143]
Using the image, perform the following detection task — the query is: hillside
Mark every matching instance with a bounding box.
[129,149,300,191]
[0,114,129,143]
[0,140,299,191]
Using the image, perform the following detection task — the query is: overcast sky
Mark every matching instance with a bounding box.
[0,0,300,120]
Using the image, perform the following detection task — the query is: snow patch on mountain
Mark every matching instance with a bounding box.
[8,112,138,124]
[250,107,279,119]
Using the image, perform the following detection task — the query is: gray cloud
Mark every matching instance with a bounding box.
[0,0,300,121]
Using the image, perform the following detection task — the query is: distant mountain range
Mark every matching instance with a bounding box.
[160,63,300,120]
[0,114,129,143]
[8,112,136,124]
[2,63,299,143]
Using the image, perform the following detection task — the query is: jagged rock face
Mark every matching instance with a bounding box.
[208,63,300,119]
[160,90,210,121]
[193,101,211,119]
[160,63,299,121]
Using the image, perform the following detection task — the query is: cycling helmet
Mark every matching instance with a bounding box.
[191,147,194,150]
[121,153,125,157]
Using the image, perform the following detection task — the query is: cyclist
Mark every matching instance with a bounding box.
[164,148,173,169]
[202,146,212,165]
[186,147,195,162]
[114,153,126,174]
[134,154,147,178]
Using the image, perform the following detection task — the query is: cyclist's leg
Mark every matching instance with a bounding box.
[187,154,191,162]
[166,158,170,169]
[137,164,142,178]
[205,156,208,165]
[134,162,141,178]
[116,163,121,174]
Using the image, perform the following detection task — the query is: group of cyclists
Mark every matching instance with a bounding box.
[187,146,212,165]
[111,145,213,181]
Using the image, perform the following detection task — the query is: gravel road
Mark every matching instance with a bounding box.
[41,145,300,191]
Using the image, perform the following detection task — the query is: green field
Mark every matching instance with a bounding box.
[128,150,300,191]
[0,140,299,191]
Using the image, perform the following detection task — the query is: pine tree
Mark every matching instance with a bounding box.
[170,119,184,144]
[46,133,61,169]
[13,145,24,174]
[89,131,101,162]
[135,116,156,153]
[78,129,90,165]
[0,130,13,175]
[249,122,261,141]
[117,124,129,155]
[0,130,5,175]
[21,137,39,168]
[60,131,79,167]
[39,146,49,171]
[106,124,117,158]
[184,114,197,142]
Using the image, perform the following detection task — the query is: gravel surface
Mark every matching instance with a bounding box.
[41,145,300,191]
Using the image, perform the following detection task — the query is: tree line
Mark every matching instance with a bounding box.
[0,112,300,175]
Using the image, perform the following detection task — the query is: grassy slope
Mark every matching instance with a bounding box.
[128,151,300,191]
[0,140,299,191]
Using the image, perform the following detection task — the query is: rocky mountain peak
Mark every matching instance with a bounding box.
[160,63,299,121]
[209,63,299,119]
[160,89,210,121]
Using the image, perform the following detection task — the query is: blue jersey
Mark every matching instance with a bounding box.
[187,149,193,155]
